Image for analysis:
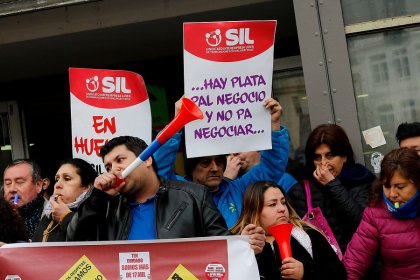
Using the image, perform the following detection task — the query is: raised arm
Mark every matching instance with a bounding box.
[237,98,289,192]
[155,97,185,181]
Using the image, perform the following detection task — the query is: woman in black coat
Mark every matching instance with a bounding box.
[288,124,375,253]
[231,181,346,280]
[32,158,97,242]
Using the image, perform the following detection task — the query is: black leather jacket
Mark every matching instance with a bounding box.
[66,179,230,241]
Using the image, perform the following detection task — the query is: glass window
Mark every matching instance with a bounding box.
[370,53,389,83]
[347,26,420,172]
[341,0,420,25]
[392,48,411,78]
[272,69,310,180]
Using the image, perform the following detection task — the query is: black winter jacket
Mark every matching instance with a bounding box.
[288,164,376,253]
[257,228,347,280]
[32,211,75,242]
[66,179,230,241]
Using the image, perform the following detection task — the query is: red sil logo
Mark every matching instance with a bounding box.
[205,263,225,280]
[184,21,276,62]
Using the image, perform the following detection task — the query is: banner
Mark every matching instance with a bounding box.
[0,236,259,280]
[69,68,152,173]
[183,20,277,158]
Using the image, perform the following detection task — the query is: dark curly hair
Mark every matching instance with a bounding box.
[0,198,28,243]
[369,148,420,206]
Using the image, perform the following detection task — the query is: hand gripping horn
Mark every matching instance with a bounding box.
[268,223,293,260]
[115,97,203,184]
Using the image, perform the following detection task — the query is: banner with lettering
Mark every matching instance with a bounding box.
[0,236,259,279]
[183,20,277,157]
[69,68,151,173]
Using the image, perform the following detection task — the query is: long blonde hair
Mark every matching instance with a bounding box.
[230,181,317,234]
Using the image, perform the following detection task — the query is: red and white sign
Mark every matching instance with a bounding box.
[119,252,150,279]
[0,236,259,279]
[183,20,277,158]
[69,68,151,173]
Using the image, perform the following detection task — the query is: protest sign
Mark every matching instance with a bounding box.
[183,20,277,157]
[0,236,259,280]
[69,68,151,173]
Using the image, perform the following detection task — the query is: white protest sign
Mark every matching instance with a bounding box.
[119,252,151,279]
[183,20,277,158]
[69,68,151,173]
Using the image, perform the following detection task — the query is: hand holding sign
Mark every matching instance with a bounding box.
[184,20,277,157]
[264,98,282,131]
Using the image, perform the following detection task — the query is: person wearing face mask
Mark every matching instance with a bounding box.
[231,181,346,280]
[343,148,420,280]
[32,158,97,242]
[288,124,376,253]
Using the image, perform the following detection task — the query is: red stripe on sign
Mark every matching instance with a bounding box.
[184,21,276,62]
[69,68,148,109]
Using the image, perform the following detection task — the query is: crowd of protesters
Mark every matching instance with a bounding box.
[1,95,419,279]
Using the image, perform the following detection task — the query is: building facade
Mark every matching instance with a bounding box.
[1,0,419,179]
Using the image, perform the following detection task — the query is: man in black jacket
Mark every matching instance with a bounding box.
[67,136,264,253]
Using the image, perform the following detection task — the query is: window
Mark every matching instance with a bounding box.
[370,54,389,83]
[347,26,420,167]
[341,0,420,25]
[392,48,411,79]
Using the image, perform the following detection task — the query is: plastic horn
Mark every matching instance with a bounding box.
[119,97,203,181]
[268,223,293,259]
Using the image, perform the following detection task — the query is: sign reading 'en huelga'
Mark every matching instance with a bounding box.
[183,20,277,158]
[69,68,151,173]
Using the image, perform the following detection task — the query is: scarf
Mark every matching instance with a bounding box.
[291,226,313,258]
[43,190,89,219]
[383,190,420,219]
[18,194,45,239]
